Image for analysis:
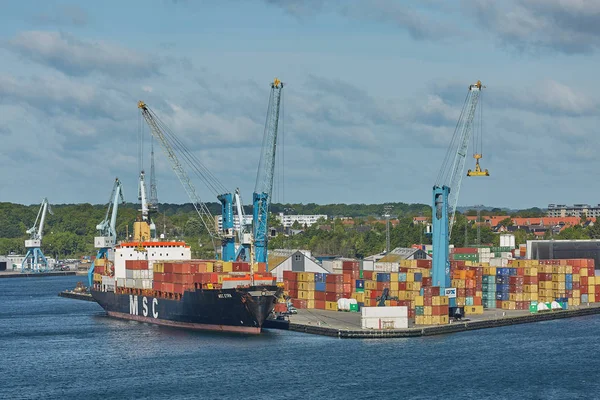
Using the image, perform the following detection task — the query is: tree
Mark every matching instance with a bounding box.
[498,217,513,227]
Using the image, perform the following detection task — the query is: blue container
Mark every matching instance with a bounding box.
[509,268,517,276]
[357,302,364,311]
[566,282,573,290]
[314,273,326,283]
[496,284,510,293]
[495,292,509,301]
[377,273,391,282]
[419,287,424,296]
[582,294,589,303]
[449,297,457,308]
[566,274,573,283]
[483,275,496,284]
[466,297,474,306]
[399,273,407,282]
[315,282,326,292]
[561,301,568,310]
[355,279,365,289]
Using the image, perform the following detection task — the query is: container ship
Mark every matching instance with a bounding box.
[90,218,281,334]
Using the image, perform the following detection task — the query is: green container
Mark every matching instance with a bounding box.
[359,270,364,279]
[355,288,364,293]
[415,306,424,316]
[350,303,359,312]
[529,301,538,314]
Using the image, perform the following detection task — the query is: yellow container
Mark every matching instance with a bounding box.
[364,299,372,307]
[589,294,596,303]
[306,300,315,309]
[407,272,415,282]
[206,263,214,272]
[573,274,580,282]
[524,292,538,301]
[217,275,225,284]
[488,267,497,276]
[465,305,484,315]
[366,281,377,290]
[326,301,337,310]
[413,282,421,291]
[390,281,399,291]
[581,268,589,277]
[565,265,573,274]
[390,273,399,282]
[573,289,580,299]
[588,285,595,295]
[415,296,424,307]
[384,300,391,306]
[406,282,414,291]
[222,262,233,272]
[423,316,432,325]
[572,298,581,306]
[352,292,364,303]
[415,316,425,325]
[424,306,432,316]
[589,277,596,285]
[398,291,407,301]
[509,293,524,302]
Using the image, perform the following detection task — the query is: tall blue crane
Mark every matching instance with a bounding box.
[138,101,235,259]
[21,198,52,273]
[432,80,487,290]
[88,178,125,287]
[253,78,284,265]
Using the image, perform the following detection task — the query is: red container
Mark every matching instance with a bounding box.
[422,277,432,287]
[172,283,184,294]
[457,288,466,297]
[326,274,344,284]
[363,271,373,280]
[256,262,267,273]
[465,288,476,297]
[314,300,326,310]
[162,282,174,293]
[283,271,297,281]
[416,259,432,268]
[342,260,360,270]
[154,272,164,282]
[325,292,342,302]
[288,289,298,298]
[274,303,287,313]
[423,296,432,306]
[342,273,352,284]
[343,283,351,293]
[510,276,524,285]
[399,282,407,291]
[453,247,478,254]
[510,284,524,294]
[325,283,343,293]
[291,299,307,309]
[233,262,250,272]
[581,276,589,285]
[376,282,390,291]
[314,291,326,301]
[95,266,105,275]
[152,281,163,291]
[524,276,538,285]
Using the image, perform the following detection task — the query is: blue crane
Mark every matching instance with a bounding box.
[253,78,284,265]
[138,101,234,259]
[21,198,52,273]
[432,80,487,291]
[88,178,124,287]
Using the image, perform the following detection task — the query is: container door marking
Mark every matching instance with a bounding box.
[129,295,138,315]
[152,298,158,318]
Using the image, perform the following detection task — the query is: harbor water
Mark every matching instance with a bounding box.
[2,276,600,399]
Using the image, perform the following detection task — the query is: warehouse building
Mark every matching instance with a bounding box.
[526,239,600,270]
[268,249,329,282]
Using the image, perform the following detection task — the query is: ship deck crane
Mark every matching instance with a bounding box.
[253,78,284,266]
[21,198,52,273]
[432,80,487,291]
[88,178,124,287]
[138,101,234,259]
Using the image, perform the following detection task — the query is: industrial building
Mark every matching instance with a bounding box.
[526,239,600,269]
[215,215,253,232]
[547,204,600,218]
[275,213,327,228]
[268,249,328,282]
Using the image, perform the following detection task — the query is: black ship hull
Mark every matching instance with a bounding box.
[91,286,281,334]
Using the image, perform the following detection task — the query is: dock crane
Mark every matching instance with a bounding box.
[138,101,234,259]
[21,198,53,273]
[253,78,284,265]
[432,80,487,291]
[88,178,124,287]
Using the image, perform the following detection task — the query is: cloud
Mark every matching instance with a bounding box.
[467,0,600,54]
[33,4,89,26]
[264,0,327,17]
[4,31,161,77]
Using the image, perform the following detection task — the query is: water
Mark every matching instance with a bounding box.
[1,276,600,400]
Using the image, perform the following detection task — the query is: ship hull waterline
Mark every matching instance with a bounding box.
[91,286,281,335]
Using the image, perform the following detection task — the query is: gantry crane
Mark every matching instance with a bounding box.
[21,198,53,273]
[88,178,125,287]
[432,80,487,290]
[253,78,284,265]
[138,101,234,259]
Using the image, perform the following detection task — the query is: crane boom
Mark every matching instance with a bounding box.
[253,78,284,265]
[138,101,220,256]
[432,80,485,290]
[90,178,125,287]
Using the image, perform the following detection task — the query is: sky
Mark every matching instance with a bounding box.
[0,0,598,209]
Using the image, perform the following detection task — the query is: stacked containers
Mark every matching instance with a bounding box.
[297,272,316,309]
[415,286,449,325]
[482,266,496,308]
[123,260,151,289]
[450,263,483,314]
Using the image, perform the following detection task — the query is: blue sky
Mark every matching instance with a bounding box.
[0,0,598,209]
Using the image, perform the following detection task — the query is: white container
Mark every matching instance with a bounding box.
[361,316,408,329]
[361,306,408,318]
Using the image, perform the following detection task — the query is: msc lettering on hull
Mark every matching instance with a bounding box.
[129,295,159,318]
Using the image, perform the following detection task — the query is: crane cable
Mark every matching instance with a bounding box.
[435,92,470,187]
[145,107,229,197]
